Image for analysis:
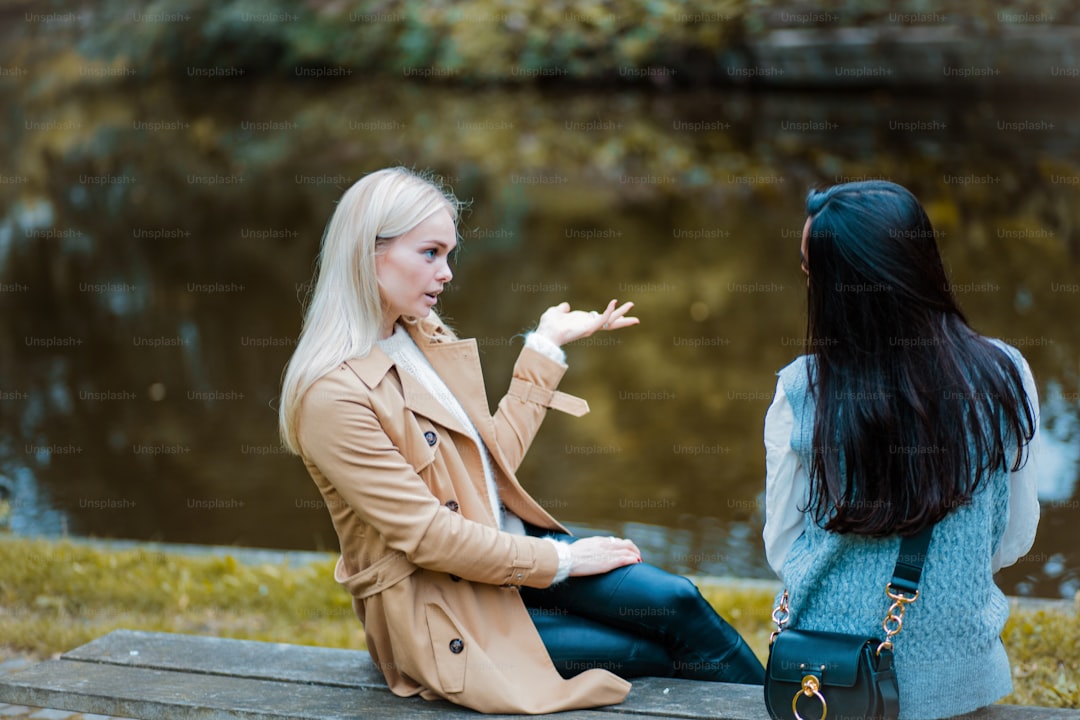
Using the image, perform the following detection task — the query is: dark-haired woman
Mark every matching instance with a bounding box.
[763,180,1040,719]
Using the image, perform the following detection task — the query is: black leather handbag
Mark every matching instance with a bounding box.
[764,526,933,720]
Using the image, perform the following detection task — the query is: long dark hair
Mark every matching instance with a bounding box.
[802,180,1035,537]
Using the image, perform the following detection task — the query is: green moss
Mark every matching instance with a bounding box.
[1,538,1076,709]
[1002,607,1080,707]
[0,538,362,656]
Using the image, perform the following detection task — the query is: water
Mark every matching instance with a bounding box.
[2,75,1078,598]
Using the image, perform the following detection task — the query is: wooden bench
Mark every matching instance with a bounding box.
[0,629,1072,719]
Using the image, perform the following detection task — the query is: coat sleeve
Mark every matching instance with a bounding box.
[491,346,589,472]
[298,371,560,589]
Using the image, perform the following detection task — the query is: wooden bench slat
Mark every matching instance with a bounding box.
[59,630,772,719]
[616,676,769,719]
[2,631,1071,719]
[0,659,623,720]
[63,629,387,688]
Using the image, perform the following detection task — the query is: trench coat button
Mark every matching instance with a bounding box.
[449,638,464,654]
[449,574,461,582]
[424,431,437,446]
[445,500,459,512]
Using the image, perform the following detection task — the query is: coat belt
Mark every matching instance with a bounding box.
[507,378,590,417]
[334,551,418,599]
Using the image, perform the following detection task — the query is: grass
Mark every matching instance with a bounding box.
[0,537,1076,709]
[1000,604,1080,707]
[0,537,362,655]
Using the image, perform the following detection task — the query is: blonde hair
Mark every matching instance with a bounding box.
[279,167,462,454]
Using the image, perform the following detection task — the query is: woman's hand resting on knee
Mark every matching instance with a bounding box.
[568,536,642,576]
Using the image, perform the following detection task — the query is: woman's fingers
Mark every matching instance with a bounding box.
[603,301,639,330]
[589,299,639,334]
[536,300,640,346]
[567,536,643,576]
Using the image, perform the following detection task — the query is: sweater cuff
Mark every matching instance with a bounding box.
[524,332,567,366]
[543,537,573,584]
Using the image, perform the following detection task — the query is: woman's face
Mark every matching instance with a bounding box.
[375,209,456,336]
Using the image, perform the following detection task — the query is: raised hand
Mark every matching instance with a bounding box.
[534,299,639,347]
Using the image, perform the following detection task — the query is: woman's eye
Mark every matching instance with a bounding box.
[423,248,437,259]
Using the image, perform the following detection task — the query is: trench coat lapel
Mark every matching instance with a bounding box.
[343,342,472,439]
[405,325,504,462]
[395,362,474,438]
[357,323,522,520]
[417,338,500,449]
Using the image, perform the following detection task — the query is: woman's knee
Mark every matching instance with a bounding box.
[644,566,708,607]
[665,575,715,622]
[615,565,714,622]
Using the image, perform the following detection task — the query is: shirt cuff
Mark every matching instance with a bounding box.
[524,332,567,366]
[543,537,573,584]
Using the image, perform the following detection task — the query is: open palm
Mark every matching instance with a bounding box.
[534,299,639,347]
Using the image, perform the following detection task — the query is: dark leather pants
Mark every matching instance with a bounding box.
[520,530,765,685]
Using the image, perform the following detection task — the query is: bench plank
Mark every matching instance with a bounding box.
[617,676,769,719]
[60,630,772,719]
[1,631,1073,719]
[63,629,387,689]
[0,660,622,720]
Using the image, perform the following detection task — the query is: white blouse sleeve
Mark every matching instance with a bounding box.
[524,332,567,366]
[543,537,574,584]
[763,378,809,579]
[991,355,1042,572]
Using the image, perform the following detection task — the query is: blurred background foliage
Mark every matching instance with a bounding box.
[8,0,1080,84]
[1,0,1078,603]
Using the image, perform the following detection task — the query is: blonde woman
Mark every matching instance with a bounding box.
[279,167,763,714]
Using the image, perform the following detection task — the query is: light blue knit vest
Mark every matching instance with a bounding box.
[776,350,1018,720]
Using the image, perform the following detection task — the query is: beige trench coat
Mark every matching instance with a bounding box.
[297,319,632,713]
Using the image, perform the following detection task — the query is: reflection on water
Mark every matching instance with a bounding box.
[1,76,1078,598]
[1037,380,1080,503]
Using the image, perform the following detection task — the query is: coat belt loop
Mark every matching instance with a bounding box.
[508,378,589,417]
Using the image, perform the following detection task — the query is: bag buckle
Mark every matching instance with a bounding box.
[792,669,827,720]
[769,590,790,645]
[877,584,919,655]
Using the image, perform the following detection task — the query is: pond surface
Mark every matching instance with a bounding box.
[2,74,1078,598]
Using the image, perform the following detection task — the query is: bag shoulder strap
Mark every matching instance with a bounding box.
[889,525,934,596]
[875,524,935,653]
[770,523,936,642]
